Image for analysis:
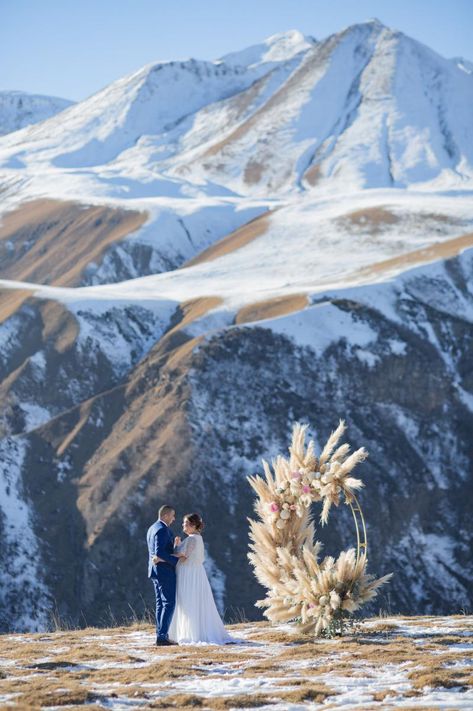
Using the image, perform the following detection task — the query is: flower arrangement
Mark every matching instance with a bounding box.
[248,421,392,637]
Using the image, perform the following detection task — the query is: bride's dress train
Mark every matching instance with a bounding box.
[168,533,233,645]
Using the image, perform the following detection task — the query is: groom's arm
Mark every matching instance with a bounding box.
[154,526,178,566]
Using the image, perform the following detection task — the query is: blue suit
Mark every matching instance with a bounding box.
[147,519,177,641]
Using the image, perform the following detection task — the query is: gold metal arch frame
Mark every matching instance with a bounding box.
[349,493,368,562]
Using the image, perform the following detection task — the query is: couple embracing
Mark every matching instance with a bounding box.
[146,505,234,645]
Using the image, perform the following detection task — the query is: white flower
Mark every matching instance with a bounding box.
[319,595,328,606]
[276,518,287,529]
[280,509,291,520]
[330,590,341,609]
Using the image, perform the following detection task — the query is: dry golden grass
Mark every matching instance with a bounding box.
[408,668,469,690]
[424,634,472,645]
[0,287,33,323]
[148,694,280,709]
[146,694,206,708]
[0,198,148,286]
[235,293,309,325]
[303,162,322,186]
[1,616,472,709]
[353,230,473,279]
[0,639,138,667]
[239,663,288,678]
[406,651,473,691]
[184,211,272,267]
[275,641,331,661]
[371,688,399,701]
[367,622,400,632]
[209,695,277,709]
[279,683,336,703]
[86,660,205,685]
[0,676,96,708]
[243,629,309,644]
[315,661,366,674]
[339,206,400,230]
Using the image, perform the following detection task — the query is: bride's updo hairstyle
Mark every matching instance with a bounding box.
[185,513,204,532]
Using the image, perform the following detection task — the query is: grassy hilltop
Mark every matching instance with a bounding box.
[0,615,472,709]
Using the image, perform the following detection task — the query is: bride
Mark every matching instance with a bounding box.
[153,512,234,645]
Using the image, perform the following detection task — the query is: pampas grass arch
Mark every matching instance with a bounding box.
[247,421,392,637]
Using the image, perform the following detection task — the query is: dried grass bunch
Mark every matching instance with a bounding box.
[248,421,392,636]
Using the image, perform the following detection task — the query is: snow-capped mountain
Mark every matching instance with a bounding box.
[0,20,472,631]
[0,90,73,136]
[168,18,473,195]
[0,19,472,202]
[0,30,313,173]
[219,28,316,68]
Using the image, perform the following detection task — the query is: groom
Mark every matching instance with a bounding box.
[147,505,185,646]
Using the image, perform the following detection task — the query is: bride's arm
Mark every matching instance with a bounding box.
[179,536,197,564]
[152,538,186,564]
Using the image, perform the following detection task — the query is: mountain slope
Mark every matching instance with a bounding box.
[0,31,313,172]
[167,20,473,195]
[0,90,73,136]
[1,245,472,629]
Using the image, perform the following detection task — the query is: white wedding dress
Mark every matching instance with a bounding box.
[168,533,234,645]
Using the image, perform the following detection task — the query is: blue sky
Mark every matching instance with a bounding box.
[1,0,472,102]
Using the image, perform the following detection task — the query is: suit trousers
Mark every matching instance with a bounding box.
[152,564,176,640]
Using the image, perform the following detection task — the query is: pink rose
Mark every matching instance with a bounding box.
[290,504,297,510]
[269,502,279,512]
[302,485,311,494]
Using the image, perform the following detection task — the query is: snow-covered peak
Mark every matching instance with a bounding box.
[0,56,275,168]
[180,19,473,195]
[0,21,472,200]
[362,17,386,28]
[0,90,74,136]
[219,29,316,68]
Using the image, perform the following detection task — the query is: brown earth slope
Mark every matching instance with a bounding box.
[0,199,148,286]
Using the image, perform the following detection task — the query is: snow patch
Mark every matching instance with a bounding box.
[0,437,51,631]
[262,301,377,352]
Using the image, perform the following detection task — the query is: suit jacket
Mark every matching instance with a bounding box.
[147,520,178,578]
